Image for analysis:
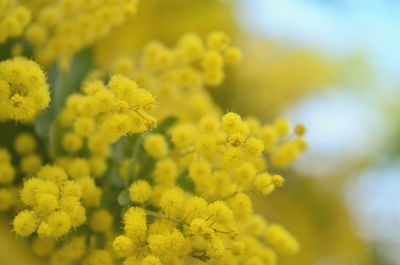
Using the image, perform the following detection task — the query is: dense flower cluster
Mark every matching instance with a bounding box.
[0,1,308,265]
[59,74,156,157]
[112,113,304,265]
[102,32,242,122]
[0,0,31,43]
[25,0,139,68]
[14,165,86,237]
[0,57,50,122]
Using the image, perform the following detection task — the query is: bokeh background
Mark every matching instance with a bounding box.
[4,0,400,264]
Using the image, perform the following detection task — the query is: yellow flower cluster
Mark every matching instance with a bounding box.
[112,113,305,265]
[0,2,309,265]
[24,0,139,68]
[33,209,116,265]
[59,74,156,165]
[0,0,31,43]
[0,57,50,122]
[13,165,92,238]
[106,32,242,122]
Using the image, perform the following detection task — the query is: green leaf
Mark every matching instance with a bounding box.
[136,153,156,183]
[34,47,95,153]
[34,109,52,141]
[125,134,143,186]
[69,47,95,90]
[177,170,195,193]
[117,190,130,206]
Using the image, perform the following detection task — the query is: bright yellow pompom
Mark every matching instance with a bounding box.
[47,211,71,238]
[160,188,185,218]
[0,57,49,121]
[13,210,38,237]
[21,178,44,206]
[123,207,147,243]
[221,112,242,134]
[183,196,208,223]
[35,193,58,215]
[60,196,86,228]
[129,180,152,204]
[113,235,133,258]
[61,180,82,198]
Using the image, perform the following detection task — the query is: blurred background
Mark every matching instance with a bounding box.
[3,0,400,264]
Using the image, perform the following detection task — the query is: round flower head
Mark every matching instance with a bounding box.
[221,112,242,134]
[47,211,71,238]
[13,210,38,237]
[113,235,133,258]
[129,180,152,204]
[0,57,49,122]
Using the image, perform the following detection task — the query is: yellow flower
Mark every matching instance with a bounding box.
[13,210,38,237]
[113,235,133,258]
[0,57,49,122]
[129,180,152,204]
